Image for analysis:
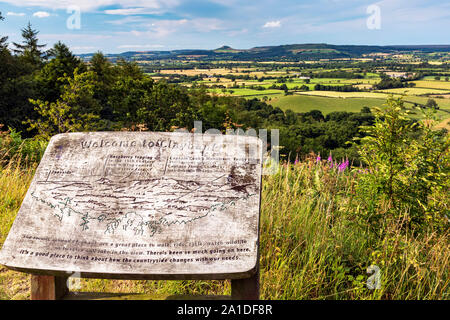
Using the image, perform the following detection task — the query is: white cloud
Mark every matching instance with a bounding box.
[40,33,113,41]
[71,46,95,50]
[33,11,50,18]
[104,7,160,15]
[117,44,164,49]
[190,18,224,32]
[106,16,149,25]
[263,20,281,28]
[1,1,179,12]
[7,12,26,16]
[116,19,188,38]
[226,28,248,37]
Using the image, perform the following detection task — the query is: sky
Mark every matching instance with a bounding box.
[0,0,449,54]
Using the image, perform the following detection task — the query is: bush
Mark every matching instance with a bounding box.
[0,126,47,167]
[354,97,449,235]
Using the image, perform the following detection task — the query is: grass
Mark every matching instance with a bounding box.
[0,162,35,300]
[380,88,450,95]
[268,92,450,123]
[412,80,450,90]
[295,91,388,99]
[270,94,387,114]
[421,76,450,80]
[208,88,284,97]
[1,154,447,300]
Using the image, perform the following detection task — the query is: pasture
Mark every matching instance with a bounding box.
[270,95,386,114]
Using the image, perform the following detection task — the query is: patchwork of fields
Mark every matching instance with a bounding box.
[148,64,450,122]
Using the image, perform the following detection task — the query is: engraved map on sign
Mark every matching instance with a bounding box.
[0,132,262,279]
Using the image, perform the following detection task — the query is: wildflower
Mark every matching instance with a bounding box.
[338,159,349,172]
[327,154,333,168]
[316,154,321,163]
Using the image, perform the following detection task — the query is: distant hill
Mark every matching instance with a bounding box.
[77,43,450,62]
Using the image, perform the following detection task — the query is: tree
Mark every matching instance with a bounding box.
[361,106,371,114]
[12,22,46,66]
[425,98,438,109]
[0,18,39,134]
[27,68,102,139]
[36,41,85,102]
[90,52,114,79]
[116,58,143,80]
[0,11,8,50]
[356,97,449,234]
[89,52,116,120]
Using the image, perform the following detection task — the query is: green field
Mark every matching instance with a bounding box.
[269,93,450,121]
[412,80,450,90]
[208,88,284,97]
[296,91,388,99]
[270,94,387,114]
[380,88,450,95]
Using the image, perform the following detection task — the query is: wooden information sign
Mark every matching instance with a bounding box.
[0,132,263,300]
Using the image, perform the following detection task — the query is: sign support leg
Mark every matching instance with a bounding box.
[30,275,69,300]
[231,266,260,300]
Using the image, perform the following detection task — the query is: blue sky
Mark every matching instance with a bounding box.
[1,0,449,54]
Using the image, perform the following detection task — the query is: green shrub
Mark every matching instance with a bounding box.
[0,126,47,167]
[354,97,449,235]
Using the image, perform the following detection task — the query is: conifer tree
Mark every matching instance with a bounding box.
[12,22,46,65]
[0,11,8,50]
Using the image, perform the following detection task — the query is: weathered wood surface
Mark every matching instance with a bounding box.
[0,132,263,281]
[30,275,68,300]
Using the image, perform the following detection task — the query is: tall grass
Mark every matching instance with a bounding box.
[0,152,447,299]
[260,158,448,299]
[0,159,36,300]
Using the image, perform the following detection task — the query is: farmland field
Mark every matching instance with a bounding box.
[147,64,450,126]
[270,94,387,114]
[412,80,450,90]
[209,88,284,97]
[295,91,389,99]
[270,93,450,120]
[379,87,450,95]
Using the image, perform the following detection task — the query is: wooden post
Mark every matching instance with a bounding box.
[231,267,260,300]
[31,275,69,300]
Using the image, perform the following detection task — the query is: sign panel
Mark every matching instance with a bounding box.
[0,132,262,279]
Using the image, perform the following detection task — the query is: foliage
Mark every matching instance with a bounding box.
[0,11,8,50]
[35,41,86,103]
[354,97,449,235]
[0,126,47,168]
[374,77,415,90]
[27,68,102,139]
[12,22,46,68]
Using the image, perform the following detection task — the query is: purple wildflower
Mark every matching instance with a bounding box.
[338,159,349,172]
[316,154,321,163]
[327,154,333,168]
